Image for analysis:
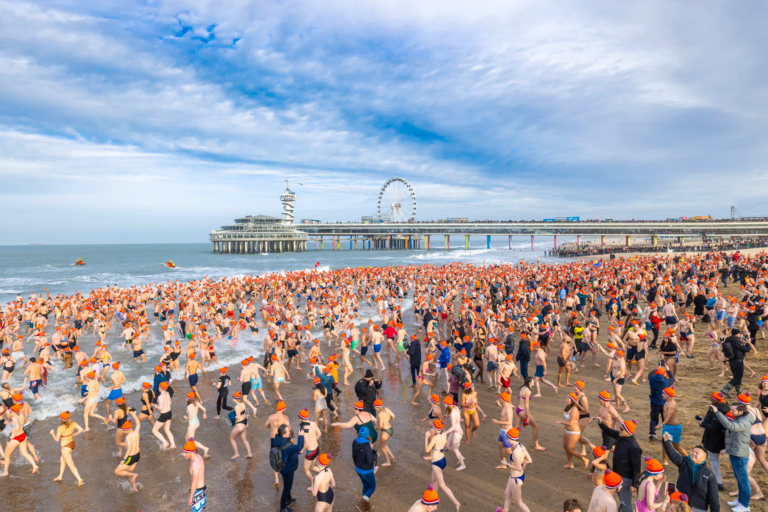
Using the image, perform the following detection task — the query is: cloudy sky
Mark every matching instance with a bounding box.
[2,0,767,244]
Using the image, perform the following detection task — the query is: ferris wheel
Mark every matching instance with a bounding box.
[377,178,416,223]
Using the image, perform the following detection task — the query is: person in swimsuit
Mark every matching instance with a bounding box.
[374,399,396,466]
[108,397,132,457]
[461,382,486,444]
[332,401,378,444]
[557,393,589,470]
[501,427,532,512]
[311,453,336,512]
[114,410,142,491]
[50,410,84,486]
[184,353,206,404]
[424,420,461,512]
[1,404,38,476]
[152,381,176,450]
[183,440,207,512]
[229,392,252,459]
[313,381,329,432]
[138,382,155,426]
[440,396,467,471]
[587,445,610,487]
[79,371,107,431]
[514,377,545,451]
[184,392,210,458]
[635,458,669,512]
[0,349,16,382]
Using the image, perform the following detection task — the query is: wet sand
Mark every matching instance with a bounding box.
[3,282,768,511]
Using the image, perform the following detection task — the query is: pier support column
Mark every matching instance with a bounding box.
[554,235,557,249]
[386,235,390,250]
[213,242,218,253]
[531,235,534,250]
[626,236,631,247]
[509,235,512,249]
[445,235,449,250]
[577,235,581,246]
[465,235,469,250]
[487,235,491,249]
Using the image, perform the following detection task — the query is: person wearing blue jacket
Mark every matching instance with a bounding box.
[648,365,673,440]
[352,426,378,511]
[274,424,305,512]
[438,342,451,393]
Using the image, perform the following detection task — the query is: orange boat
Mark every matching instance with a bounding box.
[75,259,86,266]
[166,261,176,268]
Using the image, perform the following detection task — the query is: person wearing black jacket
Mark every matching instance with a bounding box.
[699,392,730,490]
[503,326,516,356]
[273,424,305,512]
[596,418,642,512]
[662,438,720,512]
[354,370,382,415]
[515,334,531,380]
[721,331,753,397]
[406,336,422,387]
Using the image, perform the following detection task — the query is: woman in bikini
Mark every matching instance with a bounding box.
[1,404,38,475]
[460,382,486,445]
[587,445,610,487]
[423,394,444,426]
[311,453,336,512]
[557,393,589,469]
[50,410,84,485]
[375,398,396,466]
[230,392,252,460]
[332,401,378,444]
[501,427,532,512]
[515,377,545,451]
[411,354,436,405]
[183,392,210,458]
[442,396,466,471]
[425,420,461,512]
[138,382,155,426]
[108,397,131,457]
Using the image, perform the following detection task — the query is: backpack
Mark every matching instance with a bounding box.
[269,443,285,472]
[721,339,735,359]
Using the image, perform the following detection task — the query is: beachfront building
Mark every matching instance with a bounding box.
[209,184,308,254]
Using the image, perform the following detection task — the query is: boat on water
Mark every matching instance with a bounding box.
[166,261,177,268]
[74,259,86,266]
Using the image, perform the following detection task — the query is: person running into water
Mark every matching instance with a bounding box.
[114,410,141,492]
[183,440,208,512]
[311,453,336,512]
[425,419,462,511]
[183,392,210,458]
[50,410,84,486]
[374,398,396,466]
[152,381,176,450]
[229,391,252,459]
[500,427,532,512]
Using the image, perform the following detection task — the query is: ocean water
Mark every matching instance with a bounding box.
[0,239,570,425]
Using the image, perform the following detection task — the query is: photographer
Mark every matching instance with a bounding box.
[661,435,719,512]
[354,370,382,415]
[712,402,755,511]
[697,392,729,491]
[720,330,752,398]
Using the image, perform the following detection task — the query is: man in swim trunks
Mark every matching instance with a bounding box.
[492,391,515,468]
[184,353,205,403]
[183,440,207,511]
[105,361,125,417]
[114,410,141,492]
[238,359,258,416]
[22,357,44,399]
[298,408,323,491]
[151,382,176,450]
[656,387,686,465]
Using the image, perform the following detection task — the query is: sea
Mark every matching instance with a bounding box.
[0,239,572,427]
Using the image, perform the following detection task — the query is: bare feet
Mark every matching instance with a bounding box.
[231,454,239,460]
[562,464,574,469]
[534,444,546,451]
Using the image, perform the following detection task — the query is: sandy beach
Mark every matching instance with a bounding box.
[2,279,767,512]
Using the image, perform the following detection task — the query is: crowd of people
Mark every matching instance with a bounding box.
[550,239,768,258]
[1,248,768,511]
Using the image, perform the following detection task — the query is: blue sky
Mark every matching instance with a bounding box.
[2,0,768,244]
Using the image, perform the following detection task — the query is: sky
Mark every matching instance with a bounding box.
[2,0,768,244]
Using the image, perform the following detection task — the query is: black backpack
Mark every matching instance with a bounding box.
[269,443,285,472]
[721,339,735,359]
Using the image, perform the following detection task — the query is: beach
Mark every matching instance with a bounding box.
[2,267,766,511]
